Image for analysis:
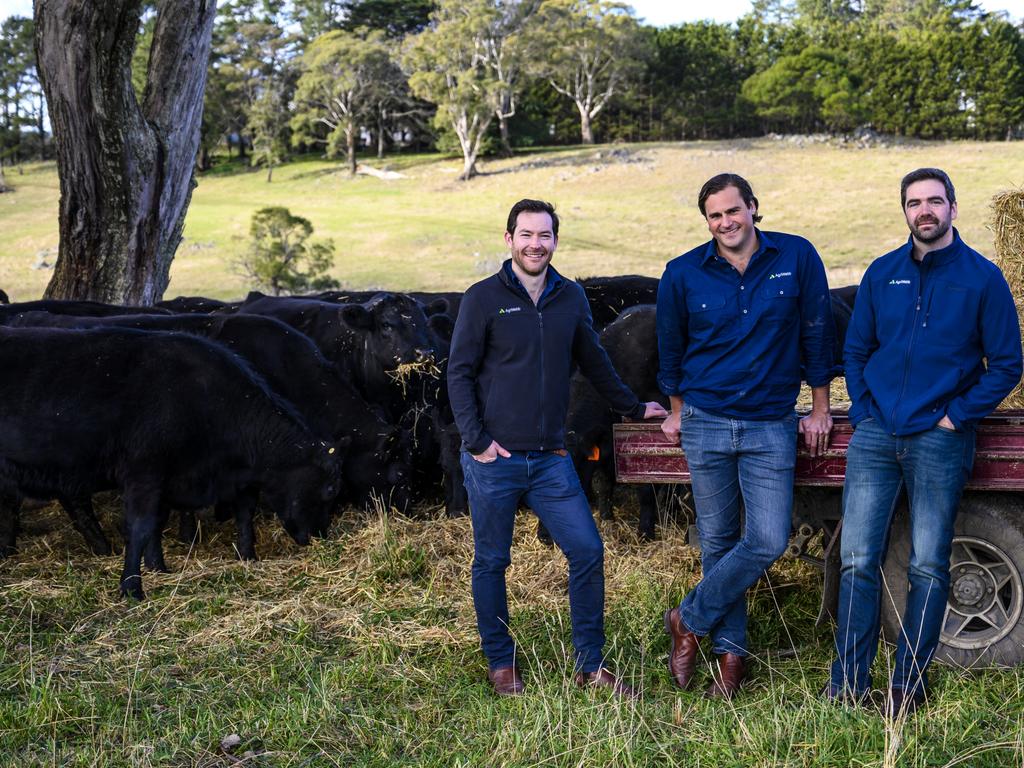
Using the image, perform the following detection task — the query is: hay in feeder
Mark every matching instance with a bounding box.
[990,189,1024,409]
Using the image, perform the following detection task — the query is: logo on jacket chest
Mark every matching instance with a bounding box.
[889,279,912,285]
[498,306,522,315]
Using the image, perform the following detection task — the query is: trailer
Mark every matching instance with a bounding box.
[613,410,1024,667]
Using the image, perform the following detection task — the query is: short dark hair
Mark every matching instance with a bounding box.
[506,199,559,238]
[900,167,956,208]
[698,173,762,224]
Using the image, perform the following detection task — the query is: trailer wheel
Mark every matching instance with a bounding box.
[881,493,1024,667]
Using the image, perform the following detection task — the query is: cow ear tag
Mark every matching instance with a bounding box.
[328,447,336,455]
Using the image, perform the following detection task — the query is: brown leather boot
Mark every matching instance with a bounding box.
[664,607,702,690]
[487,665,525,696]
[705,653,746,699]
[574,668,639,700]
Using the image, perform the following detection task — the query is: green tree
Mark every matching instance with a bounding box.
[404,0,508,179]
[0,15,38,170]
[529,0,643,144]
[292,29,397,174]
[239,207,339,295]
[742,45,862,132]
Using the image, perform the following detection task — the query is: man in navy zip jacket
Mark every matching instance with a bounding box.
[448,199,667,699]
[658,173,836,699]
[827,168,1022,717]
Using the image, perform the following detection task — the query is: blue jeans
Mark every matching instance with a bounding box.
[829,418,975,700]
[460,450,605,673]
[678,404,797,656]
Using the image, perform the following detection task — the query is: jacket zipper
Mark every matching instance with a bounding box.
[538,309,545,449]
[890,263,928,430]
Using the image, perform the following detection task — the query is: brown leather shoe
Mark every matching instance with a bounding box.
[574,667,639,700]
[664,607,702,690]
[705,653,746,699]
[487,665,525,696]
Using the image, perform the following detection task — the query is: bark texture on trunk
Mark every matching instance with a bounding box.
[35,0,216,304]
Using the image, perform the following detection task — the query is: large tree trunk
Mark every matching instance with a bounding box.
[35,0,217,304]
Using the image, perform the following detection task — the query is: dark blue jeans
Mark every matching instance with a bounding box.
[678,404,797,656]
[460,450,605,673]
[829,418,975,700]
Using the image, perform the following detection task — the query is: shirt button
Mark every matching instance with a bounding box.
[701,303,706,308]
[779,290,784,295]
[743,309,748,314]
[740,285,745,290]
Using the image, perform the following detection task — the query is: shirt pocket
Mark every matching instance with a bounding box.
[760,280,800,324]
[686,293,728,332]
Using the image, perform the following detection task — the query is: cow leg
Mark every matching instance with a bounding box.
[120,481,162,600]
[230,490,259,561]
[637,484,657,541]
[0,491,21,558]
[445,462,469,518]
[178,508,198,545]
[592,468,615,521]
[59,495,113,556]
[536,518,553,546]
[143,505,172,573]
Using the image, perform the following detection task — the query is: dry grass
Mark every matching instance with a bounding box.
[991,189,1024,408]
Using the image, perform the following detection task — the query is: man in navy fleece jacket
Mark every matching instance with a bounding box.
[447,198,666,699]
[827,168,1022,716]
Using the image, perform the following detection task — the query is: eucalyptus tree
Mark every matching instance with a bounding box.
[529,0,643,144]
[34,0,216,303]
[292,28,397,174]
[404,0,508,180]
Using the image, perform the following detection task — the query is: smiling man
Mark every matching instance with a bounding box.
[657,173,836,699]
[447,198,667,699]
[827,168,1022,717]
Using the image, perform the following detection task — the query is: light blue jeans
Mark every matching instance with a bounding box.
[678,403,797,656]
[829,418,975,700]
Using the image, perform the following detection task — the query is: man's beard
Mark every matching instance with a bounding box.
[512,246,551,276]
[909,214,952,244]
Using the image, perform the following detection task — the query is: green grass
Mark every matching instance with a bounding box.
[3,141,1024,765]
[2,139,1024,300]
[2,502,1023,767]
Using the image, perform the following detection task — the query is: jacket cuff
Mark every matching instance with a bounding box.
[464,434,493,455]
[624,401,647,420]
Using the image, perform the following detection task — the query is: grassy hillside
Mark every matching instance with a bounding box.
[2,139,1024,301]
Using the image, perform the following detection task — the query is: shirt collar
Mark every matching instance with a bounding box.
[700,228,778,267]
[898,227,964,267]
[502,259,564,290]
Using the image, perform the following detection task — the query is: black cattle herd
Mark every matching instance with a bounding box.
[0,277,857,599]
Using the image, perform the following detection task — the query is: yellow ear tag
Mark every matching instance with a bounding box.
[328,447,336,455]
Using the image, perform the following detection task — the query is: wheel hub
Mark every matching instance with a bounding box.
[951,564,995,611]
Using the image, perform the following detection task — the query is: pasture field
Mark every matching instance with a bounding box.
[2,499,1024,768]
[3,141,1024,766]
[2,138,1024,300]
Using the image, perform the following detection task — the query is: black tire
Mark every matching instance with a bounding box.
[881,492,1024,667]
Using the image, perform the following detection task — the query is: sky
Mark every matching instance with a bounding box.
[1,0,1021,24]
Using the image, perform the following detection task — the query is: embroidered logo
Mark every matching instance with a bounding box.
[889,279,911,285]
[498,306,522,315]
[769,272,793,279]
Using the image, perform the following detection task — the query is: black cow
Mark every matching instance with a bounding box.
[0,289,8,304]
[0,326,342,598]
[564,306,665,539]
[237,292,436,410]
[7,311,414,543]
[578,275,659,329]
[156,296,238,313]
[0,299,171,321]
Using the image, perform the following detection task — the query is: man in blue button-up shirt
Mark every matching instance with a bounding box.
[826,168,1021,717]
[659,173,835,699]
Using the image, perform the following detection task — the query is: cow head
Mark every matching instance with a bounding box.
[265,439,346,543]
[338,293,436,371]
[342,425,413,513]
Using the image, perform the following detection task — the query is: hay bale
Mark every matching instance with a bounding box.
[990,190,1024,409]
